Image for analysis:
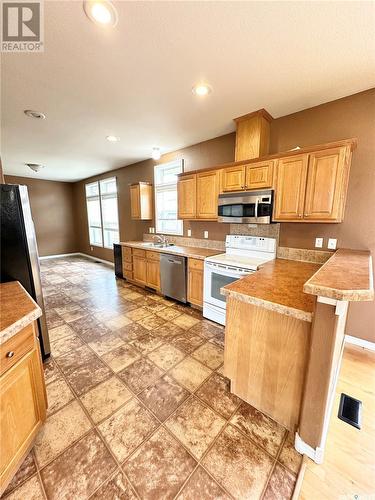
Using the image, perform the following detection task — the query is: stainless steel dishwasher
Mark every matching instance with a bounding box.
[160,254,187,303]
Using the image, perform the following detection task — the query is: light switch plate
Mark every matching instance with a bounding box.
[328,238,337,250]
[187,229,192,237]
[204,231,209,239]
[315,237,323,248]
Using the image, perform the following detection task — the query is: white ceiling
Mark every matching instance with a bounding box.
[2,1,375,182]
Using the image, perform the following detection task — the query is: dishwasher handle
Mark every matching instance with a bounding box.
[167,258,182,264]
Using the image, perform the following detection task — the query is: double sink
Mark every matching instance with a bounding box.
[136,242,175,249]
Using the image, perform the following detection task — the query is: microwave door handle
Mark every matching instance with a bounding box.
[255,199,259,218]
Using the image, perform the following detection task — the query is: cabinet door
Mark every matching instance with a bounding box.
[196,171,219,219]
[0,345,46,492]
[146,259,160,290]
[222,166,246,192]
[130,185,141,219]
[273,154,308,221]
[187,259,204,307]
[245,161,274,189]
[304,147,348,222]
[177,174,196,219]
[132,256,147,285]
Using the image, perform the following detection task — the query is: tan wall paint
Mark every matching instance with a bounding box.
[4,175,78,257]
[74,89,374,342]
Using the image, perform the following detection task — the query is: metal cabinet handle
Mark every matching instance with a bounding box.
[6,351,15,358]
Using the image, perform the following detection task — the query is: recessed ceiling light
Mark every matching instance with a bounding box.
[26,163,45,173]
[192,84,212,96]
[106,135,120,142]
[24,110,46,119]
[152,147,161,160]
[83,1,118,27]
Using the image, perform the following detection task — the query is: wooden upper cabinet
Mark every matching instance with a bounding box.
[304,147,349,222]
[273,154,309,221]
[196,170,220,219]
[130,182,153,220]
[234,109,272,162]
[245,160,274,190]
[177,174,196,219]
[222,165,246,192]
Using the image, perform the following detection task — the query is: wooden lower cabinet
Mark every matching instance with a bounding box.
[132,255,147,285]
[187,258,204,307]
[125,247,160,290]
[146,252,160,290]
[0,329,47,494]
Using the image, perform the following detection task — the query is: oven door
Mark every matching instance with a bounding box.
[203,261,251,310]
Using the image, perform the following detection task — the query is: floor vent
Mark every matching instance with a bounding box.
[338,393,362,429]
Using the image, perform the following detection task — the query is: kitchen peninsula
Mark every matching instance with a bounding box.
[222,248,373,464]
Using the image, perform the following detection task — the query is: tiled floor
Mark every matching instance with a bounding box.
[3,256,302,500]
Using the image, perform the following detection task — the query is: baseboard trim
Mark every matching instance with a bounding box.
[39,252,114,267]
[39,252,81,260]
[295,433,324,464]
[345,335,375,352]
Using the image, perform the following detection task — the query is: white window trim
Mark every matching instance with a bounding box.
[85,177,120,249]
[154,159,184,236]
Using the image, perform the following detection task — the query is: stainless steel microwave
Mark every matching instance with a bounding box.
[218,189,274,224]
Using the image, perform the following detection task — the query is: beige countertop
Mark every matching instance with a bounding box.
[303,248,374,301]
[0,281,42,344]
[222,259,321,322]
[222,248,373,322]
[120,241,221,260]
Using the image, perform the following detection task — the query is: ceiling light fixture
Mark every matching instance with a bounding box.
[24,110,46,119]
[26,163,45,173]
[106,135,120,142]
[152,147,161,160]
[83,0,118,27]
[192,83,212,97]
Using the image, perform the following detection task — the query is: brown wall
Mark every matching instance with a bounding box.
[4,175,78,257]
[74,89,375,342]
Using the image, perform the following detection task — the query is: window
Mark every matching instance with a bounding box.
[154,160,183,235]
[85,177,119,248]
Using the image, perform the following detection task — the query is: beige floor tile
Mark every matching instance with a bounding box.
[177,466,231,500]
[48,323,75,343]
[46,376,75,416]
[34,400,92,467]
[98,399,159,462]
[123,427,196,500]
[101,343,141,372]
[50,333,85,357]
[172,314,200,330]
[202,425,274,498]
[40,430,117,500]
[80,376,132,423]
[156,307,182,321]
[170,357,212,391]
[166,397,225,459]
[263,463,296,500]
[136,314,166,331]
[118,357,164,394]
[278,431,303,474]
[3,475,44,500]
[196,373,242,419]
[3,451,37,496]
[124,291,144,301]
[131,335,164,354]
[191,342,224,369]
[125,307,153,321]
[106,315,133,330]
[230,402,286,457]
[88,333,125,356]
[148,343,185,371]
[90,470,138,499]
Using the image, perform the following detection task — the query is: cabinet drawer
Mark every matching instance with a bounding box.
[0,324,34,376]
[123,262,133,271]
[123,254,132,263]
[124,270,133,280]
[123,246,132,257]
[146,251,160,261]
[133,248,146,258]
[188,258,204,270]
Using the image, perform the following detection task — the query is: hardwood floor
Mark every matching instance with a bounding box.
[300,344,375,499]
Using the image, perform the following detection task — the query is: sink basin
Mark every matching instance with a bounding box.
[138,242,174,248]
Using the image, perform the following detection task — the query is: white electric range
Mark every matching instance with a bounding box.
[203,235,276,325]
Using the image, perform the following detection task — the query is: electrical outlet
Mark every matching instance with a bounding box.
[187,229,192,237]
[204,231,209,239]
[149,227,155,234]
[328,238,337,250]
[315,238,323,248]
[90,246,93,251]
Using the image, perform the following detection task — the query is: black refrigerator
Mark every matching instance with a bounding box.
[1,183,51,359]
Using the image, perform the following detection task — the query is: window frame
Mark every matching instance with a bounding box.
[85,177,120,249]
[154,159,184,236]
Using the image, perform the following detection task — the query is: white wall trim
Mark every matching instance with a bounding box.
[295,433,324,464]
[39,252,81,260]
[39,252,114,267]
[345,335,375,352]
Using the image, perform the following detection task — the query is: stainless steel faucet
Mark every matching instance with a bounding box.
[153,234,169,246]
